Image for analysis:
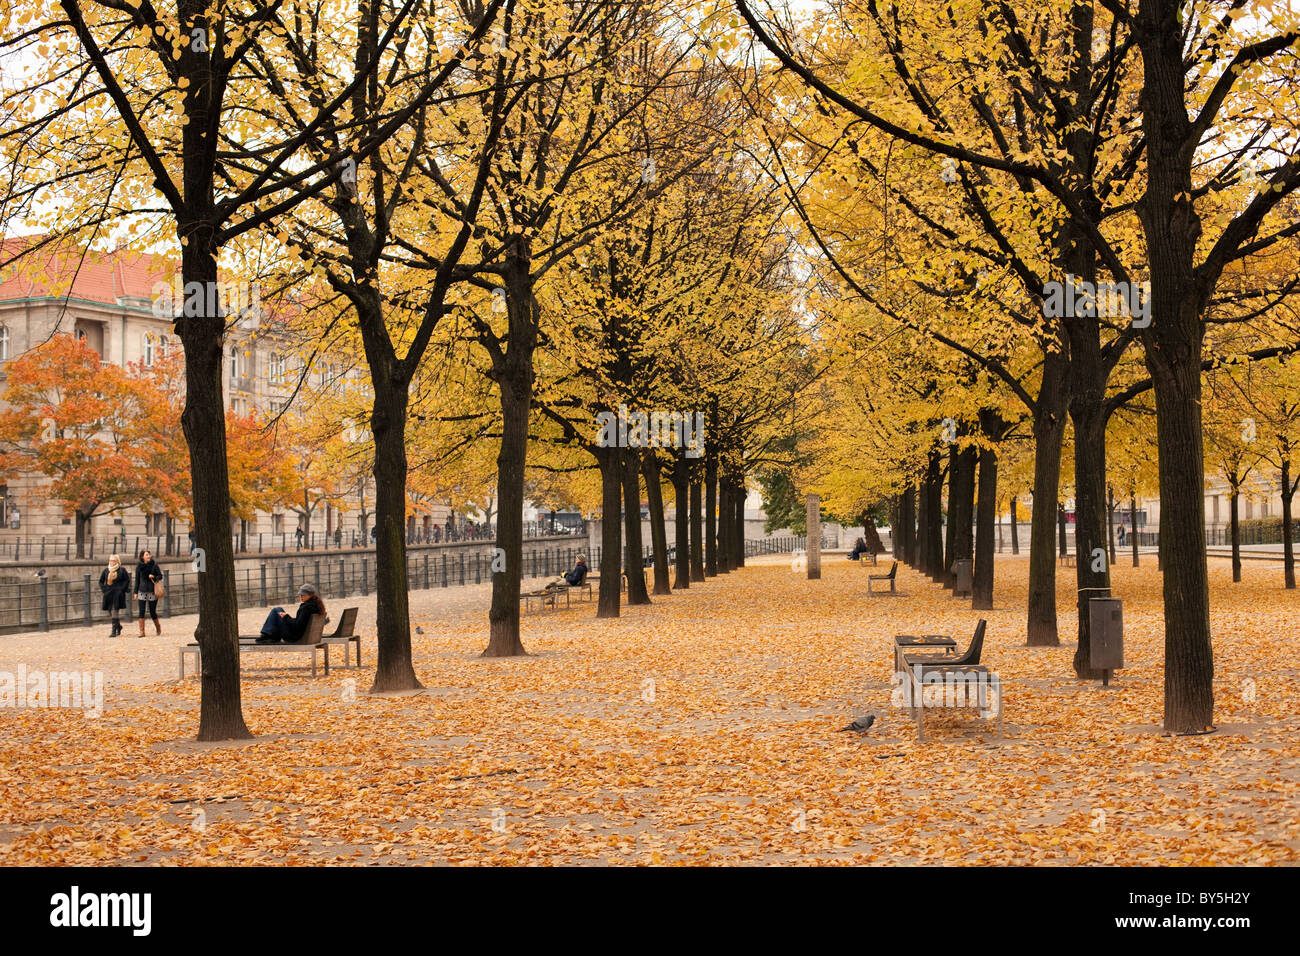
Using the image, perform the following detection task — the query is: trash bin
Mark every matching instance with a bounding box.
[1088,597,1124,685]
[953,559,973,598]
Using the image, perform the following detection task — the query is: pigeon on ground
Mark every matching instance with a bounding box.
[839,713,876,733]
[414,626,424,635]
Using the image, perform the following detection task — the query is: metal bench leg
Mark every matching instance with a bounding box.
[178,648,184,681]
[322,646,328,677]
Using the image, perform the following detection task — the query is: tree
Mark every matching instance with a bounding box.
[1,0,479,738]
[0,335,157,555]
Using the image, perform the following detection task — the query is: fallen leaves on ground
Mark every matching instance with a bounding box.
[0,555,1297,865]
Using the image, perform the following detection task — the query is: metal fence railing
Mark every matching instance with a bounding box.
[0,536,815,634]
[0,521,596,563]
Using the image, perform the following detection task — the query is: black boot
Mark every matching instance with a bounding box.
[109,620,120,637]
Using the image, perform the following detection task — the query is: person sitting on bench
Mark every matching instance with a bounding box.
[564,556,589,586]
[848,537,868,561]
[542,555,589,592]
[258,584,326,644]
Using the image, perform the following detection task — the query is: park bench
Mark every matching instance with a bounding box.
[853,551,880,567]
[898,619,986,669]
[320,607,361,668]
[178,613,329,680]
[586,570,647,594]
[1059,553,1076,567]
[892,633,958,673]
[868,561,899,595]
[522,585,569,612]
[893,620,999,741]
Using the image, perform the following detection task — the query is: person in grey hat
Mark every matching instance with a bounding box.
[257,583,327,644]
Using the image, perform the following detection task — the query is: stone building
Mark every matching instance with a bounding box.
[0,238,454,551]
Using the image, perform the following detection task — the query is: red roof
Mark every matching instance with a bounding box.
[0,234,177,305]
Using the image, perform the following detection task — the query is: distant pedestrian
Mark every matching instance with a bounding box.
[99,554,131,637]
[295,526,305,550]
[333,527,342,548]
[133,549,162,636]
[1118,525,1127,546]
[187,530,196,555]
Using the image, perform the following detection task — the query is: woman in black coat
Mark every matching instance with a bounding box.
[99,554,131,637]
[134,549,163,637]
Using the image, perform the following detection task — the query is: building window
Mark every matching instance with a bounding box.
[269,351,286,385]
[143,332,160,367]
[272,513,284,535]
[0,324,9,360]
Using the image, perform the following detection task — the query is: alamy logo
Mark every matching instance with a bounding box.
[151,278,262,321]
[595,405,704,458]
[49,886,151,936]
[0,666,103,718]
[1042,274,1150,327]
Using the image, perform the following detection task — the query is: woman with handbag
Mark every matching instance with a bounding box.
[99,554,131,637]
[134,549,163,636]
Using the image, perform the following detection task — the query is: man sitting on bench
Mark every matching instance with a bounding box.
[258,584,327,644]
[564,556,589,586]
[543,555,589,592]
[848,537,868,561]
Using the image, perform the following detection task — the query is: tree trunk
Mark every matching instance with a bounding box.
[973,439,997,610]
[925,452,944,580]
[915,471,929,573]
[597,446,623,617]
[1134,0,1215,732]
[642,452,672,596]
[732,476,745,568]
[900,484,915,563]
[368,373,421,691]
[75,511,89,559]
[179,239,250,740]
[1027,371,1068,645]
[704,454,718,576]
[1229,482,1240,582]
[672,457,690,589]
[717,477,731,574]
[1070,402,1109,679]
[1107,485,1117,565]
[1010,496,1020,554]
[689,475,705,581]
[482,259,535,658]
[622,450,650,605]
[949,443,977,587]
[1147,353,1214,730]
[1130,493,1140,568]
[943,444,959,586]
[1282,457,1295,590]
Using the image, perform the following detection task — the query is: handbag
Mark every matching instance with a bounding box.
[153,577,165,599]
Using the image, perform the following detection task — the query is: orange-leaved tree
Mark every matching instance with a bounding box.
[0,334,157,555]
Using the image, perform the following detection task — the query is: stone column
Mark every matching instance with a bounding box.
[807,494,821,580]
